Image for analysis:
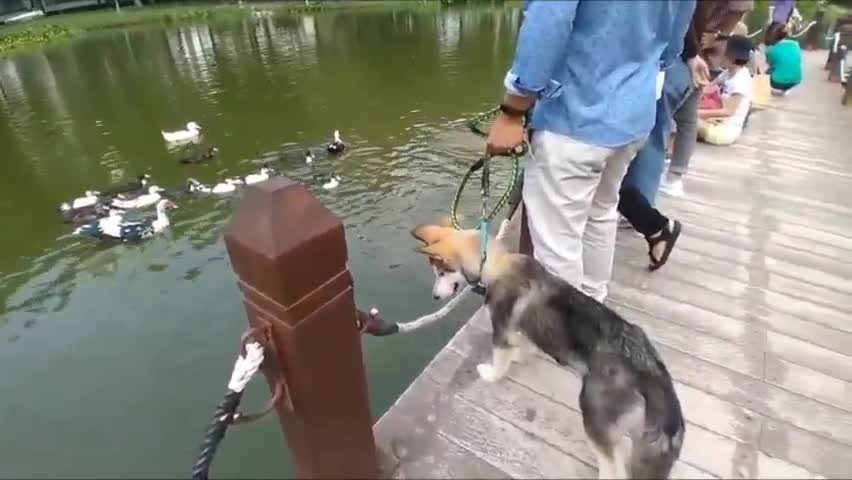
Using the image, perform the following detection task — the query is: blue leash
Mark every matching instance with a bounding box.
[477,153,491,289]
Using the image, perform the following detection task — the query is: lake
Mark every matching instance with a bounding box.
[0,4,521,477]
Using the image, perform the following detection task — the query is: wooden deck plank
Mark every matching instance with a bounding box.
[609,278,852,377]
[373,51,852,479]
[614,247,852,336]
[373,372,512,479]
[617,239,852,314]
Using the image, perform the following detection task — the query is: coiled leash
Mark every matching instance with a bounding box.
[360,108,528,336]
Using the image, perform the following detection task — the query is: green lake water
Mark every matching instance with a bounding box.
[0,5,520,477]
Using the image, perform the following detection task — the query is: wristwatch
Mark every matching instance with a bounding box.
[499,103,528,118]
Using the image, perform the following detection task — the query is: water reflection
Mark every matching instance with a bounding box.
[0,5,518,477]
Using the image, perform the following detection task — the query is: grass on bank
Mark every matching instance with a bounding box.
[0,4,252,56]
[0,0,462,57]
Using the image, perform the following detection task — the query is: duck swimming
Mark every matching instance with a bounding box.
[110,185,166,210]
[179,146,219,165]
[100,174,152,198]
[305,150,315,164]
[161,121,201,144]
[186,178,242,195]
[243,167,276,185]
[74,199,176,242]
[327,130,345,154]
[59,190,101,212]
[60,202,114,225]
[322,174,341,190]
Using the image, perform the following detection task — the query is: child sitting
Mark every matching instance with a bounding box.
[698,35,753,146]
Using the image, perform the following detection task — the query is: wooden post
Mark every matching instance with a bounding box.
[830,45,848,84]
[224,177,379,479]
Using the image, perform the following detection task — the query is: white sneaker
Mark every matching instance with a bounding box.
[660,175,685,198]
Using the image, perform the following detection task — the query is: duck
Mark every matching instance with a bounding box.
[58,190,102,212]
[179,146,219,165]
[186,178,242,195]
[74,199,176,242]
[305,150,315,164]
[327,130,345,154]
[110,185,166,209]
[71,207,125,236]
[243,167,276,185]
[60,202,114,225]
[322,174,341,190]
[161,121,202,144]
[100,174,152,199]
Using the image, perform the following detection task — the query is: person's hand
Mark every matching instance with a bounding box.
[486,112,525,156]
[687,56,710,88]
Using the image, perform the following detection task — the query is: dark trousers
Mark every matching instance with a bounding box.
[618,185,668,238]
[770,79,798,91]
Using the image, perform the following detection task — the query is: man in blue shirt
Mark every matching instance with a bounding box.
[487,0,694,301]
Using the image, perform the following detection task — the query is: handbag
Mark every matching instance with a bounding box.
[752,73,772,110]
[700,85,723,110]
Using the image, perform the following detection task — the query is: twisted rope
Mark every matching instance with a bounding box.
[191,342,264,480]
[367,217,514,334]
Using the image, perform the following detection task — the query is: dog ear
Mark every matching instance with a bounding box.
[415,241,456,263]
[411,224,454,246]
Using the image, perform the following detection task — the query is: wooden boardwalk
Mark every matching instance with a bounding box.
[374,51,852,479]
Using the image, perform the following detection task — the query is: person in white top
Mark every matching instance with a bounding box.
[697,34,753,145]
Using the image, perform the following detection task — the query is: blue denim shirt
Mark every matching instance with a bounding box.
[506,0,695,148]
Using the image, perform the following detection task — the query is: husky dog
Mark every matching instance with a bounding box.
[412,224,685,479]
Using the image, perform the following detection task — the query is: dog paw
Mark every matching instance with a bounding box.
[510,347,527,364]
[477,363,499,382]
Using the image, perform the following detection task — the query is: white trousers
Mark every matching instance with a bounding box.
[523,130,645,302]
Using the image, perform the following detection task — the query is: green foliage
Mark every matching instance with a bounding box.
[0,23,76,55]
[0,5,253,57]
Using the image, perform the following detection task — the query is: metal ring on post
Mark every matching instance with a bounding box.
[232,378,287,424]
[232,325,292,424]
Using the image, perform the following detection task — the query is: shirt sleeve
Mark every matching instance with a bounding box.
[503,0,579,99]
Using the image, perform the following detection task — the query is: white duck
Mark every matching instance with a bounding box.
[161,122,202,143]
[59,190,101,212]
[305,150,315,164]
[327,130,345,154]
[322,174,341,190]
[110,185,166,209]
[186,178,242,195]
[73,207,125,238]
[75,199,176,242]
[243,167,276,185]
